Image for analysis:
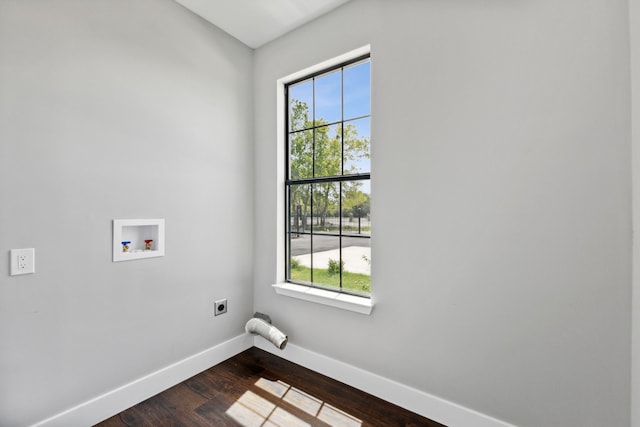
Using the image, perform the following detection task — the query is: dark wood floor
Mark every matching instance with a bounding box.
[95,346,445,427]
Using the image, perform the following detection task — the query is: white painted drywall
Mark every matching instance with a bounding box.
[631,1,640,426]
[253,1,632,426]
[0,1,254,425]
[0,0,633,425]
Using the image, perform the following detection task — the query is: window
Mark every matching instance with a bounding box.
[285,55,371,297]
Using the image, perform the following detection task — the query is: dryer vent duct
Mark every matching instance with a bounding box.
[245,312,288,350]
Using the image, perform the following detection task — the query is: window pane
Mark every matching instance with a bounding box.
[314,125,341,178]
[289,130,313,179]
[289,80,313,131]
[288,184,311,283]
[341,236,371,295]
[341,180,370,294]
[311,235,341,290]
[314,70,342,125]
[289,183,311,234]
[341,180,370,236]
[312,182,339,235]
[343,61,370,120]
[343,117,370,174]
[289,234,311,284]
[286,55,370,296]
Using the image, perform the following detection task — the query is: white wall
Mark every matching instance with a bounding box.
[631,1,640,425]
[0,1,254,425]
[253,1,632,426]
[0,0,633,425]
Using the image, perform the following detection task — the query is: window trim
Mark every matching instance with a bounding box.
[273,46,374,314]
[273,282,373,315]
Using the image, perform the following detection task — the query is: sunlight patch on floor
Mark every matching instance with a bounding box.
[226,377,362,427]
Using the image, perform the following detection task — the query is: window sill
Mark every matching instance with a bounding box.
[272,283,373,315]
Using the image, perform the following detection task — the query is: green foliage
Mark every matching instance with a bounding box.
[290,265,370,295]
[290,257,300,269]
[289,99,370,224]
[342,225,371,232]
[342,183,370,217]
[328,258,344,275]
[354,279,371,293]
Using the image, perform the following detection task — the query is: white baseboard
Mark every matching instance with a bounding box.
[32,333,253,427]
[32,332,513,427]
[254,338,515,427]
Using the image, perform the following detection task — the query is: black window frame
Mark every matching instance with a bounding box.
[284,54,371,297]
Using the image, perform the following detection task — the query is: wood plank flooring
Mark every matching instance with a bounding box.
[95,346,445,427]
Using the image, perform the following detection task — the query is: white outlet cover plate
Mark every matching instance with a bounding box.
[10,248,35,276]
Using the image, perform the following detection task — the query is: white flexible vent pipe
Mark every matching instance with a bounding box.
[245,314,288,350]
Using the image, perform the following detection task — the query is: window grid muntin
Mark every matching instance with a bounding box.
[285,179,370,296]
[286,55,370,297]
[288,113,371,135]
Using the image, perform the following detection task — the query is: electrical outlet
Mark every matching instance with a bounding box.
[214,299,227,316]
[10,248,35,276]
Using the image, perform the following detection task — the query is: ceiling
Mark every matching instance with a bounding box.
[174,0,351,49]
